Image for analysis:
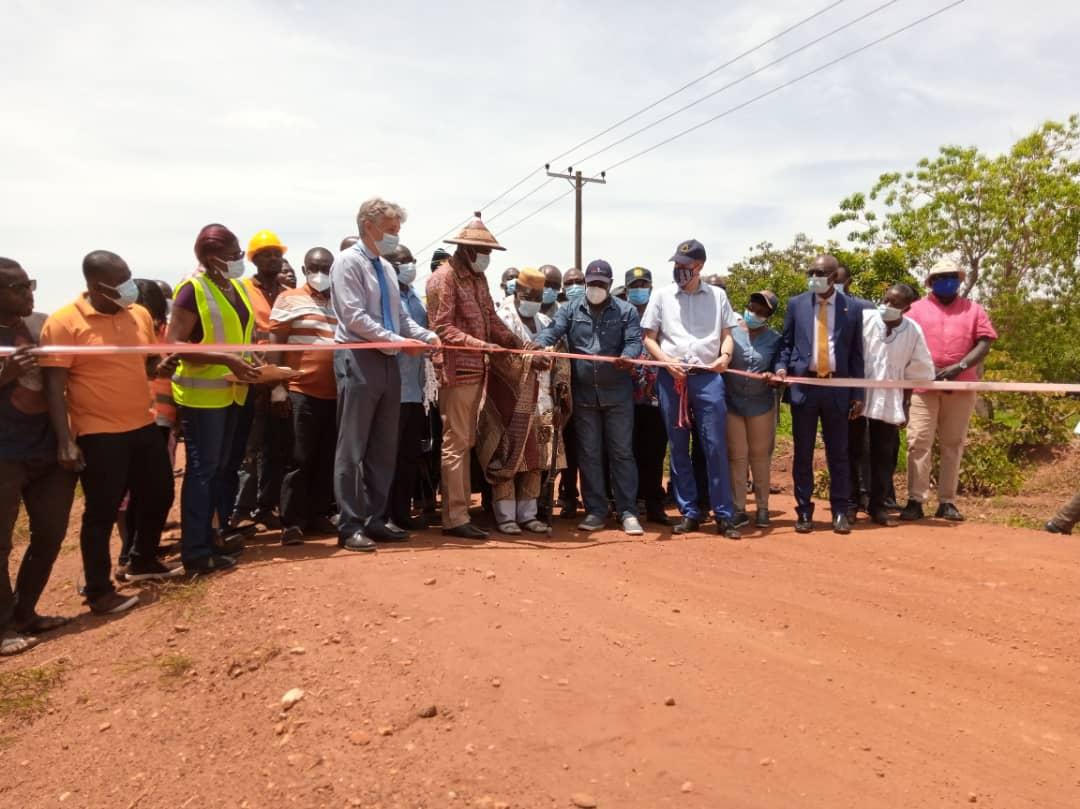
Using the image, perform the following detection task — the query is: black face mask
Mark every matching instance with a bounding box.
[674,266,695,287]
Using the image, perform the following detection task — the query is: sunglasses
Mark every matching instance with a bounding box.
[0,279,36,292]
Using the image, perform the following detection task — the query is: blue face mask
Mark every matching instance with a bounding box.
[628,287,651,306]
[565,284,585,303]
[542,287,558,305]
[931,276,961,298]
[504,279,517,296]
[743,309,768,329]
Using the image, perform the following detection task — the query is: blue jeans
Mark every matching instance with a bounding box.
[657,370,735,521]
[179,404,244,564]
[573,398,638,519]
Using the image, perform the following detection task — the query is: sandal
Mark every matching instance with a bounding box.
[496,522,522,535]
[15,614,71,634]
[1,631,40,657]
[520,519,550,534]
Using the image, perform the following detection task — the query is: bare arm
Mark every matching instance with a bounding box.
[644,328,685,380]
[165,305,260,381]
[42,366,83,471]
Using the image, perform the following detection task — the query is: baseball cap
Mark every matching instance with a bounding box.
[749,289,780,314]
[584,259,613,285]
[625,266,652,285]
[670,239,706,267]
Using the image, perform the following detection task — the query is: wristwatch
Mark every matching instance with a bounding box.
[957,361,969,371]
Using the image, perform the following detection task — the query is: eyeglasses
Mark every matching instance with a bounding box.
[806,270,830,278]
[0,279,36,292]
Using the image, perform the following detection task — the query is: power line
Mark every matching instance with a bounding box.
[487,177,557,223]
[600,0,966,175]
[496,188,575,237]
[414,0,850,254]
[572,0,902,167]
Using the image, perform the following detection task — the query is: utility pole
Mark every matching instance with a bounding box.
[545,164,606,271]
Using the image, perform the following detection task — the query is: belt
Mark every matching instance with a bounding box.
[805,371,833,379]
[686,367,710,376]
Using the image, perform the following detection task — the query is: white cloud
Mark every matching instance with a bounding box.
[1,0,1078,311]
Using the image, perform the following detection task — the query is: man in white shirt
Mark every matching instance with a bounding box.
[861,283,934,526]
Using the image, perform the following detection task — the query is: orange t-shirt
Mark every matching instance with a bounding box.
[38,296,156,437]
[269,285,338,400]
[243,276,278,344]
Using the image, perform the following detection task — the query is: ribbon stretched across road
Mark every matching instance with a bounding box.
[4,339,1080,394]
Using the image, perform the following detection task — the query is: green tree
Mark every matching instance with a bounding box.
[723,233,824,323]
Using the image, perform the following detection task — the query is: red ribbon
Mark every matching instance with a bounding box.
[673,375,693,429]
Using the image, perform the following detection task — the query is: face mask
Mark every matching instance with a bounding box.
[225,258,246,279]
[517,299,541,318]
[101,278,138,307]
[505,279,517,296]
[931,277,961,298]
[628,288,651,306]
[743,309,768,329]
[674,266,696,288]
[807,275,831,295]
[471,252,490,273]
[542,287,558,305]
[565,284,585,303]
[307,272,331,293]
[585,286,608,305]
[375,231,399,255]
[397,263,417,286]
[878,303,903,323]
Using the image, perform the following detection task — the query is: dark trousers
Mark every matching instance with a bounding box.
[574,398,638,519]
[790,386,852,518]
[867,418,901,513]
[0,458,77,631]
[280,392,337,530]
[78,425,173,599]
[559,418,580,505]
[633,404,667,510]
[848,416,872,510]
[334,350,400,539]
[119,424,175,565]
[389,402,427,525]
[657,370,735,520]
[179,404,245,565]
[235,387,291,517]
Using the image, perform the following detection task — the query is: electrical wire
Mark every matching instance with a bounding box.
[495,188,576,237]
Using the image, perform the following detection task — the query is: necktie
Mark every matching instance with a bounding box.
[816,297,830,374]
[372,256,397,335]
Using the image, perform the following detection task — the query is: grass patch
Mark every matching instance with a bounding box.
[1006,514,1043,530]
[156,653,195,680]
[0,659,68,722]
[157,577,209,617]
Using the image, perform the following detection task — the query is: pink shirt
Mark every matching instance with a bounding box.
[906,294,997,382]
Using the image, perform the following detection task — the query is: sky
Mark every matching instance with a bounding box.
[2,0,1079,312]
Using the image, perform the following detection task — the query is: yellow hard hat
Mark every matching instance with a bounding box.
[247,230,288,260]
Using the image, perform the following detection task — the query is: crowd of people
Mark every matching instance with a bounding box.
[2,198,1078,657]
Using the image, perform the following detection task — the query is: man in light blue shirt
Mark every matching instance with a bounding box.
[330,198,439,552]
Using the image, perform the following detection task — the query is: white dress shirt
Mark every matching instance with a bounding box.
[861,309,935,425]
[641,282,740,366]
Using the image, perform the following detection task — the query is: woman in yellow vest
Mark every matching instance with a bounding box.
[165,224,261,574]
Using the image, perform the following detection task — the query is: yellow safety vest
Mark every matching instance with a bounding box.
[171,274,255,409]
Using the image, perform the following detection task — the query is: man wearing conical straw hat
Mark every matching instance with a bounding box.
[428,212,538,540]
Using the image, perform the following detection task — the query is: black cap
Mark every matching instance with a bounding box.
[670,239,706,267]
[625,266,652,285]
[584,259,613,284]
[749,289,780,314]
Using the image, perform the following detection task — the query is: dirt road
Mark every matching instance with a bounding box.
[3,497,1079,809]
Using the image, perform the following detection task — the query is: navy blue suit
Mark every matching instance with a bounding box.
[777,291,865,519]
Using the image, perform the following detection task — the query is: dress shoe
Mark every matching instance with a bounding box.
[870,510,898,527]
[365,519,409,542]
[716,518,742,540]
[442,522,489,540]
[882,498,901,512]
[1045,521,1071,535]
[845,507,859,524]
[393,514,430,531]
[559,500,580,519]
[833,513,852,534]
[280,526,304,546]
[672,517,701,535]
[755,509,770,528]
[645,503,672,525]
[795,516,813,534]
[934,502,965,522]
[731,511,750,529]
[340,532,376,552]
[899,499,924,521]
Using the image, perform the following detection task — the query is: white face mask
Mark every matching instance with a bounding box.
[517,299,541,318]
[471,252,491,273]
[586,286,609,305]
[225,258,246,279]
[807,275,831,295]
[397,263,417,285]
[375,231,399,255]
[307,271,331,293]
[102,278,138,308]
[878,303,903,323]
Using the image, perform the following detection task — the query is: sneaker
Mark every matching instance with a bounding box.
[899,499,924,521]
[622,515,644,536]
[281,526,304,546]
[577,514,606,531]
[184,554,237,575]
[1045,521,1072,535]
[716,518,742,540]
[755,509,770,528]
[88,591,140,615]
[731,511,750,529]
[121,559,184,582]
[935,502,964,522]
